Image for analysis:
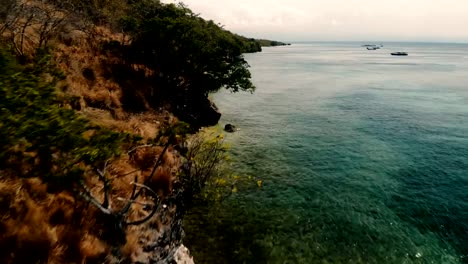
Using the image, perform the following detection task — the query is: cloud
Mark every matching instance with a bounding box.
[162,0,468,42]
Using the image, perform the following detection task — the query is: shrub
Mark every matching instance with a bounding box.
[0,47,123,186]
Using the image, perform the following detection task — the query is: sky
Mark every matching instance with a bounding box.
[162,0,468,43]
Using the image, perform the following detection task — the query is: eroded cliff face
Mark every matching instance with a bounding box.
[107,186,188,263]
[173,95,222,128]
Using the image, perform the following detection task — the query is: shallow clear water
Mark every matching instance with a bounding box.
[184,42,468,263]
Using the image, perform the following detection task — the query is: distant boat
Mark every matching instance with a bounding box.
[391,52,408,56]
[364,44,382,50]
[362,44,382,47]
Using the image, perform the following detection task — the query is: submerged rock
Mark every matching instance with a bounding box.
[224,124,236,133]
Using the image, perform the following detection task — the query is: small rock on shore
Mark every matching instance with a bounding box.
[174,245,194,264]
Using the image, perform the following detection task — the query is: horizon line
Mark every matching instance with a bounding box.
[276,40,468,44]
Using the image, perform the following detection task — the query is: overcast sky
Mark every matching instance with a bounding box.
[162,0,468,42]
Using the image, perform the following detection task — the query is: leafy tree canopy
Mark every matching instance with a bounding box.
[120,1,256,96]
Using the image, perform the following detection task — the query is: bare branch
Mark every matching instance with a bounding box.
[146,141,171,184]
[78,180,112,215]
[96,160,110,208]
[80,171,161,227]
[118,175,139,216]
[1,0,74,56]
[127,144,154,155]
[75,129,178,229]
[119,168,141,177]
[124,183,160,226]
[131,182,159,198]
[116,197,153,207]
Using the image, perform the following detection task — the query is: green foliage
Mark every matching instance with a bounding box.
[235,36,262,53]
[256,39,291,47]
[120,1,255,96]
[0,47,123,186]
[181,131,231,203]
[181,130,259,204]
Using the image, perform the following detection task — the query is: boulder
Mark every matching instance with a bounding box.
[224,124,236,133]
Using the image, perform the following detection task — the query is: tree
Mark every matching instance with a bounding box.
[121,1,255,97]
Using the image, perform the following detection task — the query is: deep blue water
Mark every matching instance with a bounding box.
[184,42,468,263]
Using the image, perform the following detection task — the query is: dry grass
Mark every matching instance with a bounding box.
[80,234,108,261]
[80,108,176,139]
[0,177,108,263]
[128,145,181,197]
[147,166,174,198]
[121,232,140,260]
[54,31,122,109]
[0,140,182,263]
[52,25,178,140]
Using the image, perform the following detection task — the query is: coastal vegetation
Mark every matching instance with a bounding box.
[0,0,278,262]
[255,39,291,47]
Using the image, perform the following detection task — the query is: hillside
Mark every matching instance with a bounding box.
[0,0,269,263]
[255,39,291,47]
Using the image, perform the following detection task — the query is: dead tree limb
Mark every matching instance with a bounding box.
[146,141,171,184]
[127,144,154,155]
[78,144,171,229]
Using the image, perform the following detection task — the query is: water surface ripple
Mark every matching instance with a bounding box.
[184,42,468,264]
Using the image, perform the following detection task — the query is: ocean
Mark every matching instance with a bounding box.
[184,42,468,263]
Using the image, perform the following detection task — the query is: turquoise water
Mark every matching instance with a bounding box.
[184,43,468,263]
